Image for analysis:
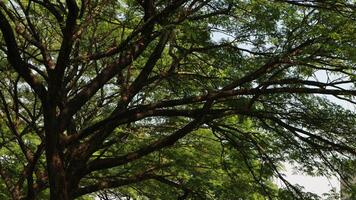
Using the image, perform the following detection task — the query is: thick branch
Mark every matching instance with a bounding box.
[63,33,158,121]
[128,30,171,99]
[73,173,158,198]
[0,10,46,100]
[85,115,206,174]
[50,0,79,93]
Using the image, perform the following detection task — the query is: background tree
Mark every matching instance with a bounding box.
[0,0,355,199]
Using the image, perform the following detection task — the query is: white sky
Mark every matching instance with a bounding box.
[279,163,340,198]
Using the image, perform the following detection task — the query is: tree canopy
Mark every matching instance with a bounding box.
[0,0,355,199]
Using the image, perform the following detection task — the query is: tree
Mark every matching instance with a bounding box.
[0,0,355,199]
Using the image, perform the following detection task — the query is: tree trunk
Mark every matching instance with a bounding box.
[45,149,70,200]
[44,104,71,200]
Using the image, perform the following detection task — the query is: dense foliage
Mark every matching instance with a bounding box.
[0,0,355,199]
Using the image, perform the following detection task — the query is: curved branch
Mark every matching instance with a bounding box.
[0,10,47,100]
[83,101,213,174]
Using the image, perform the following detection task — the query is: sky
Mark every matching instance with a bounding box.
[279,163,339,198]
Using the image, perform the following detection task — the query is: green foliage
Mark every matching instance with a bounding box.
[0,0,355,199]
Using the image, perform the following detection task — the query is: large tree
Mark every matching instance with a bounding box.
[0,0,355,199]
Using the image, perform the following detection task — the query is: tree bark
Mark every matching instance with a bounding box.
[44,104,71,200]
